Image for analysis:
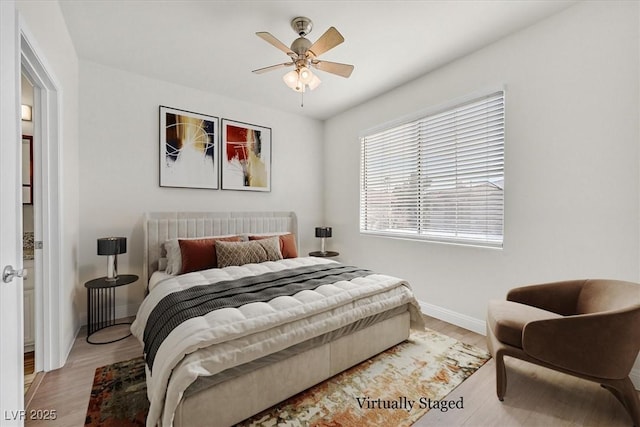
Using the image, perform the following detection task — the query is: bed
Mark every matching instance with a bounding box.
[132,211,423,427]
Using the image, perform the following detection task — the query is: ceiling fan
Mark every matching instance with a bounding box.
[252,17,354,100]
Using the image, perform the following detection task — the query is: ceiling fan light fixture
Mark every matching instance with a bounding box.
[283,68,319,93]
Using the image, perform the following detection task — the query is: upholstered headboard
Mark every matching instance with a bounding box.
[143,211,298,284]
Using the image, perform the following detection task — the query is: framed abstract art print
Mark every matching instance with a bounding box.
[221,119,271,192]
[159,106,219,189]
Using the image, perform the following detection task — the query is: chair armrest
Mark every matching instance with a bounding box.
[522,308,640,380]
[507,280,586,315]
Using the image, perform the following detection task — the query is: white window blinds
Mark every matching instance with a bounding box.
[360,91,505,247]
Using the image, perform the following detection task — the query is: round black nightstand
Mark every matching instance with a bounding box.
[309,251,340,258]
[85,274,138,344]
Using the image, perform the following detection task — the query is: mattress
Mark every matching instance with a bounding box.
[149,270,172,292]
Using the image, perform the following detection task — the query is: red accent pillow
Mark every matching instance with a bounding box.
[249,234,298,259]
[179,236,241,273]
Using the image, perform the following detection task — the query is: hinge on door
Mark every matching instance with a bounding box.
[35,241,43,249]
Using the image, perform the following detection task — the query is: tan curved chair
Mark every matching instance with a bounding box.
[487,279,640,425]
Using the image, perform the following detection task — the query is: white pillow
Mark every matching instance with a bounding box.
[164,234,237,275]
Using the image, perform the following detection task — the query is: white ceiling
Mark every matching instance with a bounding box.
[59,0,576,120]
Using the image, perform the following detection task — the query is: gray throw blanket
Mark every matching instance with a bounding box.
[143,263,373,371]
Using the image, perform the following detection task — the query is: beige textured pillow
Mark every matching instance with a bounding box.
[215,237,283,268]
[248,233,298,258]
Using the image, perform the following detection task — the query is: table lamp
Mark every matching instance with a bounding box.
[97,237,126,281]
[315,226,332,254]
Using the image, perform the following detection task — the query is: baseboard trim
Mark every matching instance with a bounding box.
[78,302,139,327]
[418,300,486,336]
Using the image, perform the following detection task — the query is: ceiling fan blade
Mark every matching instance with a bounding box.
[252,62,294,74]
[256,32,294,56]
[312,60,354,78]
[307,27,344,58]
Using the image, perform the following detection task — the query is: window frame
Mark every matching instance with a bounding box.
[359,89,506,249]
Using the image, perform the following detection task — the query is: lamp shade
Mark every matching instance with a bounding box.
[298,67,312,84]
[283,70,299,90]
[97,237,127,255]
[307,73,322,91]
[315,227,332,238]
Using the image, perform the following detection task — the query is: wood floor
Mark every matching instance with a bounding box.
[24,351,35,394]
[25,316,638,426]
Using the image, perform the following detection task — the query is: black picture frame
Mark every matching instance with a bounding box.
[220,118,272,192]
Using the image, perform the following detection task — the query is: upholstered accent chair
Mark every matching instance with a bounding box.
[487,279,640,425]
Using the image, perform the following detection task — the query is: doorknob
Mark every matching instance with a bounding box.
[2,265,28,283]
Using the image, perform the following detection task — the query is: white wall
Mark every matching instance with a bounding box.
[78,61,325,320]
[325,1,639,326]
[17,0,80,364]
[21,74,34,232]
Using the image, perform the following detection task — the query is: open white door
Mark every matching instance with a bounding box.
[0,0,25,425]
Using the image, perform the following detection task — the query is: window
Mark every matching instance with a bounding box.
[360,91,504,248]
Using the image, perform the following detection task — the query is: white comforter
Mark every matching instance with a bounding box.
[131,257,423,426]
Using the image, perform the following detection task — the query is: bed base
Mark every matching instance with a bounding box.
[173,310,410,427]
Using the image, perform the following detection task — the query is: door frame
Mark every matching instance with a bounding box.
[0,1,24,422]
[20,14,63,372]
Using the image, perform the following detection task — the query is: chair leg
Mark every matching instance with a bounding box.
[619,377,640,427]
[602,377,640,426]
[486,323,508,401]
[495,350,507,401]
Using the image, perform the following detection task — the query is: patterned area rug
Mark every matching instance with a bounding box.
[85,328,490,427]
[85,356,147,427]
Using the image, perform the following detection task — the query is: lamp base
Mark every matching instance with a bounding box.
[105,255,118,282]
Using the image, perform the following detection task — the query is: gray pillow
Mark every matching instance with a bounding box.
[215,237,283,268]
